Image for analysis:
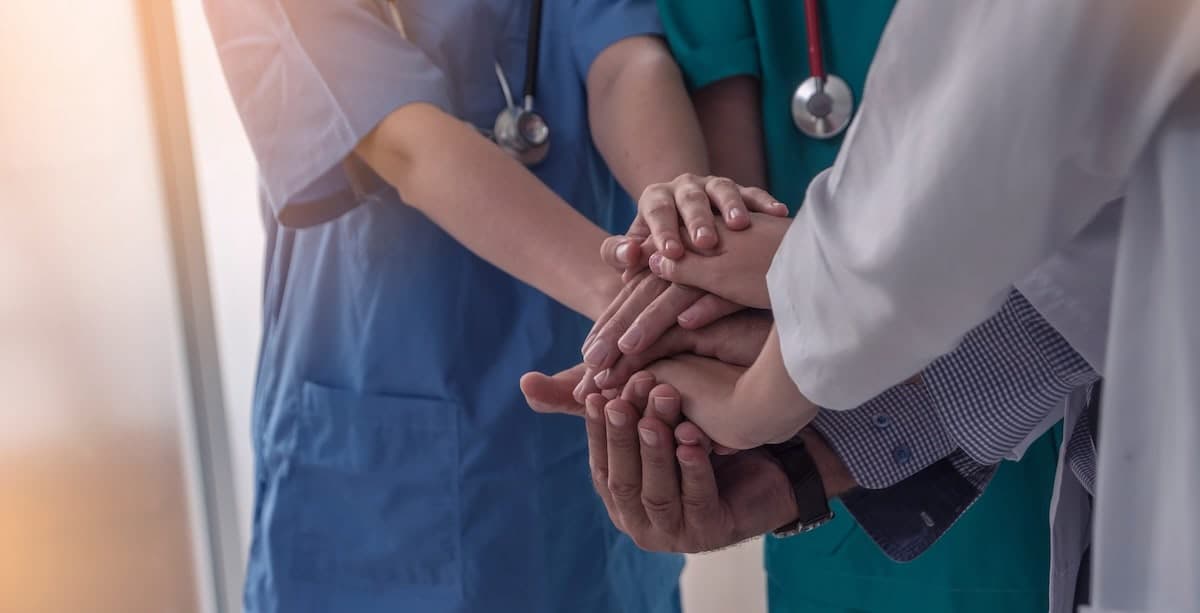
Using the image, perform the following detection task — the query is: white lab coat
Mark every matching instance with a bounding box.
[765,1,1200,611]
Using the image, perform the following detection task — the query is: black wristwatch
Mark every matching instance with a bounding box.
[766,436,834,537]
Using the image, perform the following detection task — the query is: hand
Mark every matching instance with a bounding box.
[648,212,791,310]
[605,174,788,266]
[582,271,741,369]
[588,374,799,553]
[645,330,817,451]
[594,310,773,391]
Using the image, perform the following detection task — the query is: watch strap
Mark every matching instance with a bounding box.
[767,436,834,537]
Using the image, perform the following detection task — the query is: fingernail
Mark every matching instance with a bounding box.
[676,311,694,326]
[772,201,787,210]
[695,226,714,243]
[586,399,601,420]
[618,325,643,352]
[634,376,656,397]
[606,407,628,427]
[664,239,682,255]
[648,253,664,275]
[594,369,611,387]
[574,379,587,401]
[584,339,610,367]
[651,395,679,419]
[677,432,698,445]
[615,240,631,264]
[639,427,659,447]
[728,207,745,221]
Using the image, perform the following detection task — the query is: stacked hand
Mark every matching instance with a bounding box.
[523,173,825,550]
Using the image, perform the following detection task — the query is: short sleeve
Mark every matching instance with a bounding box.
[571,0,664,81]
[656,0,758,90]
[204,0,452,227]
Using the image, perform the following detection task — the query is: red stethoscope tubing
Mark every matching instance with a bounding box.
[804,0,826,80]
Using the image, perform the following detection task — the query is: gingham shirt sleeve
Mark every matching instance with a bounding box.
[807,290,1098,561]
[812,289,1097,489]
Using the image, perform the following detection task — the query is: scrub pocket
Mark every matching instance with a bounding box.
[276,381,461,595]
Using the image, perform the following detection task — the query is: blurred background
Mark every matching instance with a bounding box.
[0,2,763,612]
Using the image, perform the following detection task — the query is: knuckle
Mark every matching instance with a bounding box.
[707,176,736,191]
[608,480,641,501]
[675,172,699,184]
[640,494,679,519]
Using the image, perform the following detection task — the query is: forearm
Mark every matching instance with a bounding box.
[587,36,709,197]
[356,103,620,319]
[732,327,816,448]
[692,76,767,189]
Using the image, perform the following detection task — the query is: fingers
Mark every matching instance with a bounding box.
[739,185,789,217]
[573,366,601,404]
[676,294,743,329]
[521,364,588,416]
[639,183,686,259]
[597,327,692,390]
[649,251,717,295]
[600,235,640,271]
[585,394,618,520]
[676,443,725,535]
[648,383,684,427]
[620,371,658,413]
[605,397,650,532]
[704,177,750,230]
[617,284,704,354]
[673,178,719,250]
[637,414,682,533]
[584,273,668,371]
[621,236,657,282]
[676,422,739,456]
[583,272,640,356]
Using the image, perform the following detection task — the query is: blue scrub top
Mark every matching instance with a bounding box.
[204,1,683,612]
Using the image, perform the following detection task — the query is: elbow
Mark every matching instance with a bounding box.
[354,102,446,194]
[587,36,681,101]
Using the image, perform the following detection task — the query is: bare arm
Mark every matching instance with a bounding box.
[692,75,768,189]
[586,35,710,200]
[355,103,620,320]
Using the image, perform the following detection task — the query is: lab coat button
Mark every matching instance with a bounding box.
[892,445,912,465]
[873,414,892,429]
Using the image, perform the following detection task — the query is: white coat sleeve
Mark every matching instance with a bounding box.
[768,0,1200,409]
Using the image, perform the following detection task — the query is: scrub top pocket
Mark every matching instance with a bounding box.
[275,381,462,597]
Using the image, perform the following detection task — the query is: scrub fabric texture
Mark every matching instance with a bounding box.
[658,1,1061,611]
[204,1,683,612]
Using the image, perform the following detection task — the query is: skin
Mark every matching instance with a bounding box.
[522,368,856,553]
[356,36,721,320]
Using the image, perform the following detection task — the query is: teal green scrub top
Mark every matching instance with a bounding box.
[658,2,1062,612]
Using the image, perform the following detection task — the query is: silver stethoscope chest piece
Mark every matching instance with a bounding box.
[791,0,854,139]
[791,74,853,139]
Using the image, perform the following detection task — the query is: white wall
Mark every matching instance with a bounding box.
[0,2,211,611]
[171,5,766,610]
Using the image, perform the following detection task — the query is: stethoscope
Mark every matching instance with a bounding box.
[383,0,550,166]
[791,0,854,139]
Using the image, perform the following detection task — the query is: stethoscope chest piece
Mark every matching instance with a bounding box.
[493,105,550,166]
[791,74,853,139]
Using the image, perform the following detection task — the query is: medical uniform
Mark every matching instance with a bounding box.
[203,1,683,612]
[658,2,1059,611]
[762,1,1200,611]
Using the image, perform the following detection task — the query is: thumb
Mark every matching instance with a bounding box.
[521,364,588,416]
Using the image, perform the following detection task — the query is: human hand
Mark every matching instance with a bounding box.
[605,174,788,266]
[587,373,799,553]
[646,212,791,310]
[645,338,817,451]
[593,309,772,392]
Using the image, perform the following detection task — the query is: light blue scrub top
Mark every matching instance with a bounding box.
[203,1,684,612]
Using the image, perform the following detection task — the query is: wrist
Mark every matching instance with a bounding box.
[797,428,857,498]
